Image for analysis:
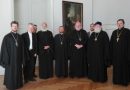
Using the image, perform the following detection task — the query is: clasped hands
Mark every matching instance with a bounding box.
[44,45,50,50]
[75,44,83,49]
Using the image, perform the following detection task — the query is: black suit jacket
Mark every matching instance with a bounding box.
[22,32,37,55]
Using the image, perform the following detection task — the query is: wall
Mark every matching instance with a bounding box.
[93,0,130,37]
[14,0,53,34]
[0,0,14,75]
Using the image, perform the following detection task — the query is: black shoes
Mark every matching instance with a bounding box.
[33,74,37,78]
[29,78,36,81]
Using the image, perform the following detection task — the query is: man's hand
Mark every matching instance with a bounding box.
[75,44,83,49]
[44,45,50,50]
[34,53,37,57]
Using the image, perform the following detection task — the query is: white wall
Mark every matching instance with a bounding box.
[0,0,14,75]
[14,0,53,34]
[93,0,130,37]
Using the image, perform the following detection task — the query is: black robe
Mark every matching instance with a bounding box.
[37,30,54,79]
[110,28,130,86]
[69,29,88,77]
[54,33,68,77]
[0,32,25,90]
[87,31,110,82]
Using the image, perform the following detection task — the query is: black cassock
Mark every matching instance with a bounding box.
[110,28,130,86]
[0,32,25,90]
[54,33,68,77]
[37,30,54,79]
[69,29,88,77]
[87,31,110,82]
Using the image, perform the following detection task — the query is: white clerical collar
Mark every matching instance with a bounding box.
[60,33,63,35]
[42,29,48,32]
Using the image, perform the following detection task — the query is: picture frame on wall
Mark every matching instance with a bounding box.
[62,1,83,34]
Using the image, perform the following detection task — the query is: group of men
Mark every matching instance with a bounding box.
[0,19,130,90]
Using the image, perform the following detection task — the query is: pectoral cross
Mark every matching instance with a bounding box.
[116,37,119,42]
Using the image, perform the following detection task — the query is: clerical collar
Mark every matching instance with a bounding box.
[42,29,48,32]
[60,33,64,35]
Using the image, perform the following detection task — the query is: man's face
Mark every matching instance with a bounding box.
[28,25,34,32]
[11,24,18,32]
[59,27,64,33]
[42,23,47,30]
[94,24,102,30]
[33,26,37,33]
[90,24,94,31]
[75,22,82,31]
[117,21,124,29]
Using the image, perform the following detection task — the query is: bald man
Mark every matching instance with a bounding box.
[37,22,54,79]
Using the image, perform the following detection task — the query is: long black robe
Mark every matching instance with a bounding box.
[69,29,88,77]
[0,32,25,90]
[54,33,68,77]
[87,31,110,82]
[37,30,54,79]
[110,28,130,86]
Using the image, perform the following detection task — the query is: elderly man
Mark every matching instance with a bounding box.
[69,21,88,78]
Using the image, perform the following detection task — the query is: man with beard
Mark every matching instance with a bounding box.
[87,22,110,82]
[110,19,130,86]
[54,26,69,78]
[0,21,25,90]
[69,21,88,78]
[37,22,54,79]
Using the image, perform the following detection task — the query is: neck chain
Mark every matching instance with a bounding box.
[59,34,64,45]
[116,29,123,42]
[11,32,18,47]
[94,32,100,42]
[77,31,82,41]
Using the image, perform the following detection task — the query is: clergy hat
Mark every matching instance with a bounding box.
[95,21,102,26]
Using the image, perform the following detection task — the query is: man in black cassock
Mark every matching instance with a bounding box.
[110,19,130,86]
[0,21,25,90]
[69,21,88,78]
[37,22,54,79]
[54,26,68,78]
[87,22,110,82]
[22,23,37,83]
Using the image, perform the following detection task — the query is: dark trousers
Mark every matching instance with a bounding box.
[33,56,37,76]
[24,50,36,81]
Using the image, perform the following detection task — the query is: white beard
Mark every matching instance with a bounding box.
[94,29,101,33]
